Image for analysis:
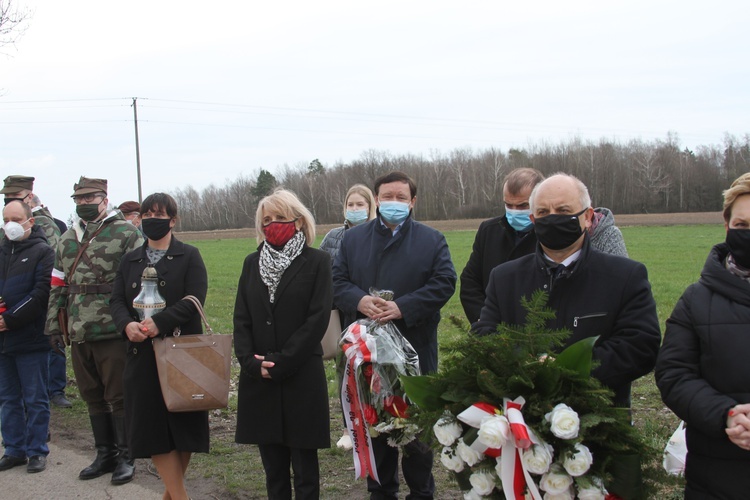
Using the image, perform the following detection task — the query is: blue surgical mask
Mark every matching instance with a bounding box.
[345,209,369,226]
[506,208,532,232]
[379,201,411,225]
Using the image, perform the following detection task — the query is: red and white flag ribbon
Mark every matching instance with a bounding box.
[457,402,503,458]
[499,397,542,500]
[340,322,380,483]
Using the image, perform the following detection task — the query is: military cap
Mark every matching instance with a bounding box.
[1,175,35,194]
[71,176,107,197]
[118,200,140,214]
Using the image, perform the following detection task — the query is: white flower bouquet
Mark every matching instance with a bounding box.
[402,291,649,499]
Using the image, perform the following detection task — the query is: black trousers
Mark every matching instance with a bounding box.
[258,444,320,500]
[366,436,434,500]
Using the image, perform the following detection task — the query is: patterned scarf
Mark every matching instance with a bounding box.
[259,231,306,303]
[725,253,750,282]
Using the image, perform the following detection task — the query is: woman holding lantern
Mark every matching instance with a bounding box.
[111,192,208,500]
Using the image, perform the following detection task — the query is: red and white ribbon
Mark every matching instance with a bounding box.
[499,397,542,500]
[340,322,380,483]
[457,402,503,458]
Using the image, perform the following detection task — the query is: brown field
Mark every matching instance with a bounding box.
[176,212,724,240]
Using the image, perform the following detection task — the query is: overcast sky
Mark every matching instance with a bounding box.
[1,0,748,220]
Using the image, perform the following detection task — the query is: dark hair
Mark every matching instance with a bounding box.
[140,193,178,218]
[373,171,417,198]
[504,168,545,195]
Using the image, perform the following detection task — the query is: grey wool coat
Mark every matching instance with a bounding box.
[233,244,332,449]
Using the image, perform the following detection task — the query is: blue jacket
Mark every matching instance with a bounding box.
[332,216,457,373]
[0,225,55,354]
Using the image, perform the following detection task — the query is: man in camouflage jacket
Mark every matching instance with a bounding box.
[0,175,72,408]
[46,176,143,485]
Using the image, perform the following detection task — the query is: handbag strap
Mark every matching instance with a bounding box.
[173,295,213,337]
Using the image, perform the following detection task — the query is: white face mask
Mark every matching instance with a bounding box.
[4,220,30,241]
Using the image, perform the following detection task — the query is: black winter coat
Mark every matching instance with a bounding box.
[110,237,209,457]
[0,226,54,354]
[474,237,660,407]
[460,216,537,324]
[233,245,332,449]
[332,216,457,373]
[655,243,750,499]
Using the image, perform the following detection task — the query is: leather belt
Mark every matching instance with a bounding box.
[68,283,112,294]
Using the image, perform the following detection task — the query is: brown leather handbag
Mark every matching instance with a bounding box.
[153,295,232,412]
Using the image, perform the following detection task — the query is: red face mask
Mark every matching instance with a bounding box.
[263,220,297,247]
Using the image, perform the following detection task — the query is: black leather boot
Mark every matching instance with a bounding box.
[110,415,135,485]
[79,414,118,480]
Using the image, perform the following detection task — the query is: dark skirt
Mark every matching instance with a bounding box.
[123,338,209,458]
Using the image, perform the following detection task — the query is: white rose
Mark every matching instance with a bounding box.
[477,414,510,449]
[469,470,496,496]
[576,475,607,500]
[522,443,555,475]
[577,485,606,500]
[545,404,580,440]
[543,487,575,500]
[562,443,593,477]
[433,416,463,447]
[440,446,464,473]
[457,438,484,466]
[463,490,483,500]
[540,463,574,495]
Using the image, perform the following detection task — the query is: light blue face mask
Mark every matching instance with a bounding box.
[345,209,369,226]
[505,208,533,232]
[379,201,411,225]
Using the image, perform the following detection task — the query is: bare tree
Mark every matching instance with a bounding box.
[0,0,31,53]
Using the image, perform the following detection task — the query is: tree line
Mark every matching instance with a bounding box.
[170,133,750,232]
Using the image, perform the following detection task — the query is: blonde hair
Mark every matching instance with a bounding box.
[255,189,316,245]
[344,184,377,221]
[723,173,750,223]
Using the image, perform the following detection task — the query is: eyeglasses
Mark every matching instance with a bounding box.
[73,193,104,204]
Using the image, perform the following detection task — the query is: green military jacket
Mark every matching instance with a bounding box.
[46,210,144,342]
[31,205,62,250]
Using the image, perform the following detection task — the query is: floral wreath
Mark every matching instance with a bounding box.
[402,291,652,499]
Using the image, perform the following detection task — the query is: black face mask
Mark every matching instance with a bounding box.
[726,229,750,268]
[4,197,25,206]
[141,218,173,241]
[533,208,588,250]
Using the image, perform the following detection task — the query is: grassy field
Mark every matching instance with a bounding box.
[54,224,727,498]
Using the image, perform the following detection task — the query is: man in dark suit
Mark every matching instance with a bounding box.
[333,171,456,499]
[460,168,544,324]
[473,173,660,408]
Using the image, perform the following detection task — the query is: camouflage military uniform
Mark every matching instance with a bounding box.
[31,205,61,250]
[0,206,61,248]
[47,211,143,342]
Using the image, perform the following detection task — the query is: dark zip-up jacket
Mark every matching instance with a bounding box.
[460,215,537,324]
[0,225,55,354]
[473,236,660,407]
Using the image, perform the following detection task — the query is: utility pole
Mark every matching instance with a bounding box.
[132,97,143,203]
